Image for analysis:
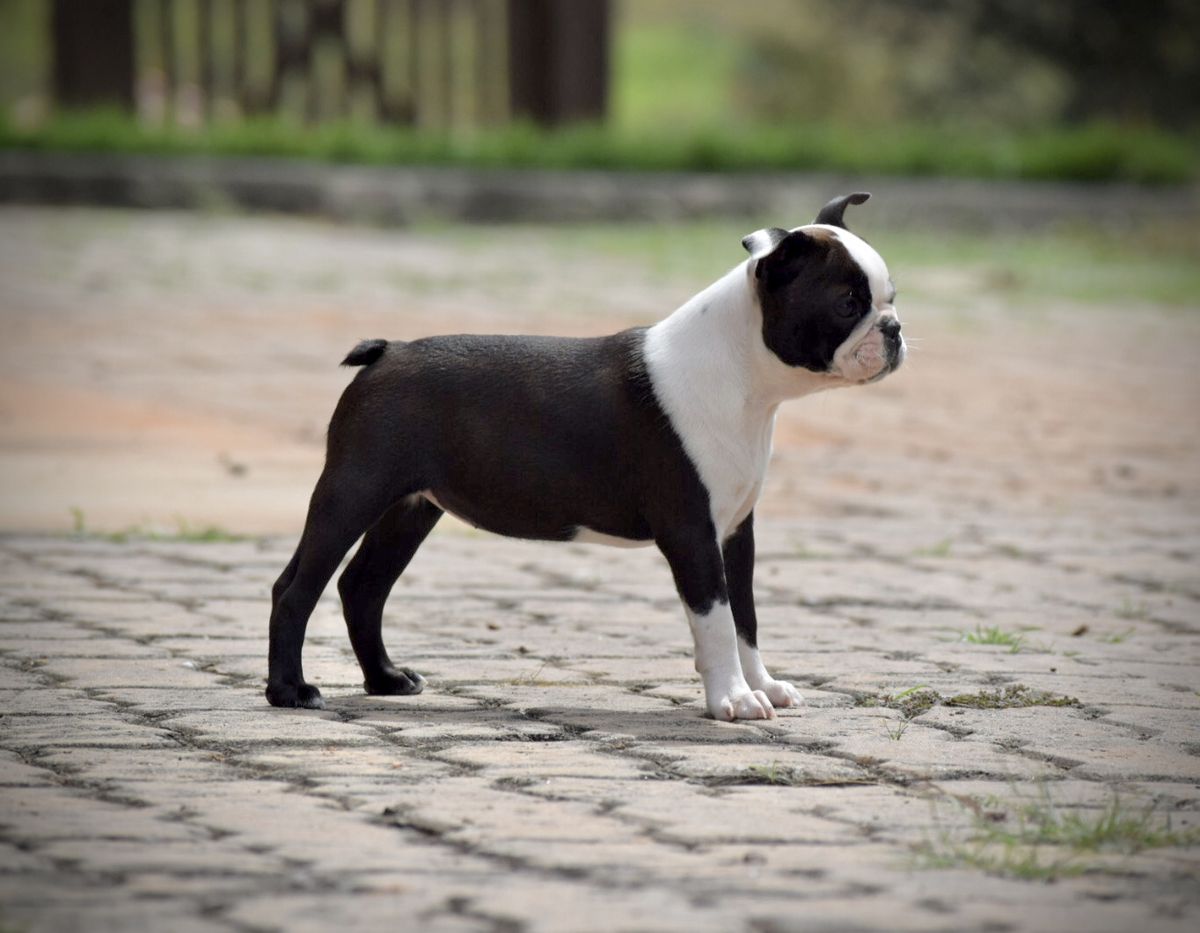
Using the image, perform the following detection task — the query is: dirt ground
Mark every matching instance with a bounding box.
[0,205,1197,536]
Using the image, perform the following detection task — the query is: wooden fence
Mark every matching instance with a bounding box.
[51,0,609,128]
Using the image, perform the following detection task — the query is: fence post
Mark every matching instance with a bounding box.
[506,0,609,126]
[52,0,136,110]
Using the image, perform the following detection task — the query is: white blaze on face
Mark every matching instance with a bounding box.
[801,224,904,383]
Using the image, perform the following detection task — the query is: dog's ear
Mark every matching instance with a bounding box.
[741,227,792,260]
[744,228,820,282]
[814,192,870,230]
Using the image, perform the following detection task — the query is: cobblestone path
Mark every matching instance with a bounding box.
[2,511,1198,932]
[2,206,1199,930]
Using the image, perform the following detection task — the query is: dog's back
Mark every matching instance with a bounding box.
[327,330,671,543]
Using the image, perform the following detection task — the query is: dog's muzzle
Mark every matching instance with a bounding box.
[857,318,904,384]
[881,317,905,373]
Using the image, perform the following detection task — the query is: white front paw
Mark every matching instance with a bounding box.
[758,678,804,709]
[710,688,776,722]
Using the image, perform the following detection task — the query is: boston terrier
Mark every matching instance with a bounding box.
[266,192,904,721]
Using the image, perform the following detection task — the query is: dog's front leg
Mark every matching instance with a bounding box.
[723,514,803,709]
[657,525,775,721]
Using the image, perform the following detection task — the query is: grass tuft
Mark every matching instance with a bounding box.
[920,792,1200,880]
[1024,797,1199,852]
[962,625,1027,653]
[884,718,912,741]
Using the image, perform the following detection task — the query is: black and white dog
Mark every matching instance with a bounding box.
[267,193,904,721]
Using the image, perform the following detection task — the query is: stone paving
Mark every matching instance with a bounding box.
[1,205,1199,930]
[2,510,1198,932]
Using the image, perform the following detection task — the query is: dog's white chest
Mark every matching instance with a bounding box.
[642,269,781,542]
[690,408,776,539]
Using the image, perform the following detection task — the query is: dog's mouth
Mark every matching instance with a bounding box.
[869,332,906,382]
[834,327,904,384]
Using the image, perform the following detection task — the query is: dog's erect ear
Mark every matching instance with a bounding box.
[741,227,792,260]
[814,192,871,230]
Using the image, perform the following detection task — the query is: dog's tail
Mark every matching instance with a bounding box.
[341,339,389,367]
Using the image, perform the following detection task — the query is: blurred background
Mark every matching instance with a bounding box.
[0,0,1197,181]
[0,0,1197,538]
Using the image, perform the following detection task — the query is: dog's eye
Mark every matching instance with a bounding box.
[837,295,859,317]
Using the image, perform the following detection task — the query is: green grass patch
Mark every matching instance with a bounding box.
[921,793,1200,880]
[860,683,1078,715]
[1,111,1195,185]
[919,836,1084,881]
[1021,797,1199,852]
[943,685,1080,710]
[735,762,874,787]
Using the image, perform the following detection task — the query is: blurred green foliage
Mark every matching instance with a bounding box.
[614,1,1199,132]
[1,0,1196,183]
[2,109,1193,184]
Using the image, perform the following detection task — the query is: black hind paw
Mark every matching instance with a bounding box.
[364,666,425,696]
[265,681,325,709]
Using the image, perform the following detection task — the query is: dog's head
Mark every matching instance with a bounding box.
[743,193,905,386]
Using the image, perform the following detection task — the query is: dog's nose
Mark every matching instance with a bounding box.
[879,317,902,338]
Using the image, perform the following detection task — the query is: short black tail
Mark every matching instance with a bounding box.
[341,339,389,367]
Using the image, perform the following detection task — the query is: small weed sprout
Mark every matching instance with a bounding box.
[884,718,911,741]
[64,509,244,543]
[962,625,1026,653]
[507,662,549,686]
[867,683,936,740]
[744,762,797,785]
[1116,598,1151,621]
[915,538,954,558]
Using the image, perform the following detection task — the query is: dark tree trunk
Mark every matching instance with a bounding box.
[507,0,609,126]
[52,0,136,110]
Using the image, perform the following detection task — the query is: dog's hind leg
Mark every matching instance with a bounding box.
[266,472,396,709]
[338,496,442,696]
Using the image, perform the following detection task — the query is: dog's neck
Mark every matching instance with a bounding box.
[643,262,840,538]
[645,262,839,411]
